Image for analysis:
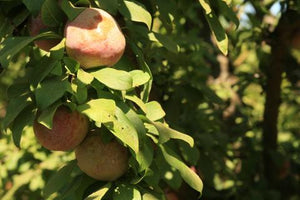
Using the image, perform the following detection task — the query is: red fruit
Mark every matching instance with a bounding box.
[33,106,89,151]
[75,133,128,181]
[29,14,61,51]
[65,8,126,69]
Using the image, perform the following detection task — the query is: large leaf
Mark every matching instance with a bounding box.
[77,99,116,123]
[43,161,76,198]
[148,32,179,53]
[77,69,94,85]
[119,0,152,30]
[30,56,59,87]
[152,122,194,147]
[134,137,154,172]
[160,145,203,194]
[84,183,111,200]
[11,106,35,148]
[198,0,228,55]
[2,94,32,129]
[0,32,61,67]
[41,0,65,27]
[35,78,72,110]
[91,68,133,91]
[104,107,139,153]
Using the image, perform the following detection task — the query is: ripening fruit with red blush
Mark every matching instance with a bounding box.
[65,8,126,69]
[33,106,89,151]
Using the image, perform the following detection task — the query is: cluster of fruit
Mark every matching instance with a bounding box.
[31,7,128,181]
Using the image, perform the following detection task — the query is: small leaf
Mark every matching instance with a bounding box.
[41,0,65,27]
[91,68,133,90]
[77,99,116,123]
[148,32,179,53]
[145,101,165,121]
[125,94,147,113]
[198,0,211,14]
[77,69,94,85]
[11,106,35,147]
[2,95,32,129]
[160,145,203,194]
[119,0,152,30]
[64,57,80,73]
[153,122,194,147]
[35,78,72,110]
[142,193,160,200]
[43,161,76,198]
[129,70,150,87]
[113,184,141,200]
[84,183,111,200]
[37,102,61,129]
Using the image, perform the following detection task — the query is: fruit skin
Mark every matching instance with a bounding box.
[29,14,61,51]
[65,8,126,69]
[75,133,128,181]
[33,106,89,151]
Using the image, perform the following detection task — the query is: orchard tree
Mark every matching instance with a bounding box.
[1,0,300,200]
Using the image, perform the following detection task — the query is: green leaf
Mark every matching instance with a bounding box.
[125,94,147,113]
[119,0,152,30]
[91,68,133,91]
[41,0,65,27]
[204,12,228,55]
[77,69,94,85]
[97,0,118,14]
[31,56,59,87]
[43,161,76,198]
[145,101,165,121]
[64,57,80,73]
[77,98,116,123]
[11,106,35,148]
[105,107,139,153]
[84,183,111,200]
[61,0,85,21]
[198,0,211,14]
[2,95,32,129]
[142,193,160,200]
[113,184,141,200]
[35,78,72,110]
[148,32,179,53]
[135,137,154,172]
[7,82,29,98]
[0,32,61,68]
[37,102,61,129]
[152,122,194,147]
[129,70,150,87]
[50,38,66,59]
[128,41,153,102]
[217,1,239,28]
[22,0,45,16]
[160,145,203,194]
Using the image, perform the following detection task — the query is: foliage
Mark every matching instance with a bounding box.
[0,0,300,200]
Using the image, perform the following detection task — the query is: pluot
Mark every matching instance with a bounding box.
[75,132,128,181]
[65,8,126,68]
[33,106,89,151]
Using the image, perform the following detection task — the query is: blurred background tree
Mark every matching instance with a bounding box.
[0,0,299,199]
